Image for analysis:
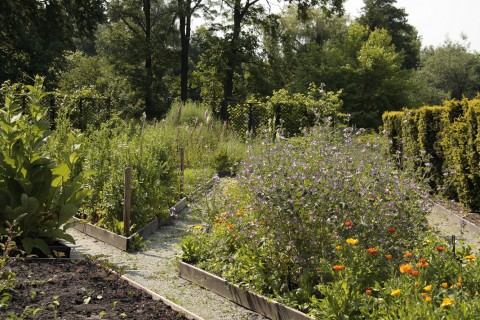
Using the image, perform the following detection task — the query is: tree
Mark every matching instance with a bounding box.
[177,0,204,101]
[358,0,421,69]
[321,23,411,127]
[417,39,480,101]
[0,0,106,85]
[208,0,346,121]
[105,0,178,118]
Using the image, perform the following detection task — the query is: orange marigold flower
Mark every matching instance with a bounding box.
[441,297,455,307]
[335,246,342,251]
[411,270,420,277]
[367,248,379,255]
[421,293,427,298]
[387,227,397,233]
[345,221,352,227]
[436,246,445,252]
[346,238,359,245]
[425,296,432,302]
[227,224,235,229]
[420,258,427,263]
[416,261,429,268]
[399,264,413,274]
[457,282,462,287]
[391,289,401,297]
[332,265,345,271]
[385,254,393,260]
[404,252,413,258]
[365,289,372,295]
[441,282,449,288]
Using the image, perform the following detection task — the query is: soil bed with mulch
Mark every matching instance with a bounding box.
[1,259,189,320]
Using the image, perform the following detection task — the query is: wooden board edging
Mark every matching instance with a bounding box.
[178,261,313,320]
[120,274,204,320]
[71,197,191,251]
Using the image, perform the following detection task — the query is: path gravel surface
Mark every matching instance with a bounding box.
[68,213,266,320]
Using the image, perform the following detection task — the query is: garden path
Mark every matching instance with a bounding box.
[68,214,266,320]
[428,203,480,253]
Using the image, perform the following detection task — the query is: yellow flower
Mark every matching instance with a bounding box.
[425,296,432,302]
[193,225,202,230]
[346,238,359,245]
[391,289,401,297]
[423,285,433,292]
[465,255,476,261]
[441,297,455,307]
[415,282,419,286]
[336,246,342,251]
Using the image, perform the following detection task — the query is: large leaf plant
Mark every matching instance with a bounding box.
[0,77,91,256]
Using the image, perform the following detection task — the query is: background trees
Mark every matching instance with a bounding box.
[2,0,480,127]
[0,0,105,86]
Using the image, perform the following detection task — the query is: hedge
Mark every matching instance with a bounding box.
[383,98,480,211]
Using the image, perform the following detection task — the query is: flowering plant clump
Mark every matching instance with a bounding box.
[181,124,480,318]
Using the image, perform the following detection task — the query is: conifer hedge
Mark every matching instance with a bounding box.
[383,98,480,211]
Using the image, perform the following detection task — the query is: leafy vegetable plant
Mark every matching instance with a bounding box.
[0,77,91,255]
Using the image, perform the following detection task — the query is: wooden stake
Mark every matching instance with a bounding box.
[123,167,132,237]
[180,147,185,197]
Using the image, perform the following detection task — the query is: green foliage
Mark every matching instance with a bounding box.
[0,0,105,85]
[0,77,90,255]
[441,100,480,209]
[358,0,421,69]
[79,117,177,232]
[229,84,344,137]
[417,39,480,100]
[383,97,480,210]
[184,125,431,311]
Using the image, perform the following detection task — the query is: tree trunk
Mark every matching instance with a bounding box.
[143,0,154,118]
[221,0,242,121]
[179,0,191,102]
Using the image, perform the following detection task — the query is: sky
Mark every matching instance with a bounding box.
[344,0,480,52]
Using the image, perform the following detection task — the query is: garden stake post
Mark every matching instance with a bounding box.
[124,167,132,237]
[180,147,185,197]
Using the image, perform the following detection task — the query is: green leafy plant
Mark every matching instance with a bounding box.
[0,77,91,255]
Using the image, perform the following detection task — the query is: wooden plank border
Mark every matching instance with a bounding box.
[119,273,204,320]
[72,197,190,251]
[178,261,313,320]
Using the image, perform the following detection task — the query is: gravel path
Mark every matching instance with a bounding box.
[428,203,480,253]
[68,212,266,320]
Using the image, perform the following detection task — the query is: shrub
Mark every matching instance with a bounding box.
[228,84,344,137]
[184,125,430,309]
[0,77,90,255]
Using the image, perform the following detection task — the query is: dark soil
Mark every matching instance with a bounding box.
[1,259,189,320]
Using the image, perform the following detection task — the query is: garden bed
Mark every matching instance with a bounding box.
[72,197,188,251]
[178,262,312,320]
[2,259,200,319]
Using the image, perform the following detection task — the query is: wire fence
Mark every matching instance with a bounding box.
[17,95,112,130]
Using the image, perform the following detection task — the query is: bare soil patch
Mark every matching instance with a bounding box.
[1,259,189,320]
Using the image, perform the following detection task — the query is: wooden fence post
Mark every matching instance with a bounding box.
[124,167,132,237]
[180,147,185,197]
